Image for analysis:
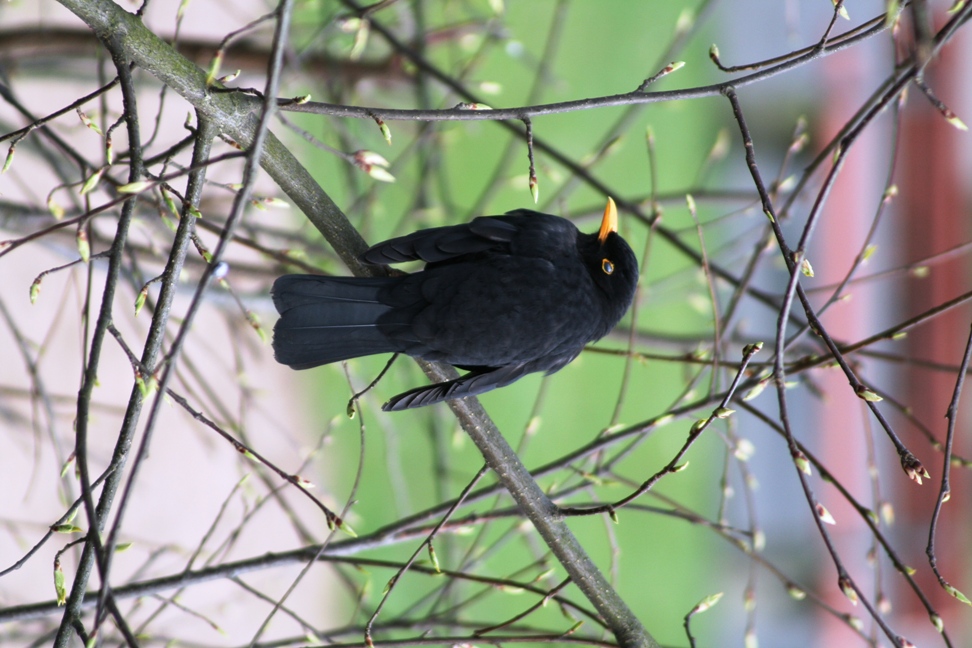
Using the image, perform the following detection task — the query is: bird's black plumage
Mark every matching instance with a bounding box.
[271,198,638,411]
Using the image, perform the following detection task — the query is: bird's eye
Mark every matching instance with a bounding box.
[601,258,614,275]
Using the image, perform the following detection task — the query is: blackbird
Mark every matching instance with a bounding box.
[271,197,638,411]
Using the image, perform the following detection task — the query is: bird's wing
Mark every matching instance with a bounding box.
[382,362,534,411]
[361,217,520,265]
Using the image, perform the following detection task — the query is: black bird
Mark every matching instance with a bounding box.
[271,198,638,411]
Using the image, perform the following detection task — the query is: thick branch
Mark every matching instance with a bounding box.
[54,1,656,645]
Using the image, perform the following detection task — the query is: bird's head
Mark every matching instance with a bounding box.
[584,197,639,323]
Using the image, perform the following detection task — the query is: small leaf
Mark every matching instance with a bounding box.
[339,17,361,32]
[877,594,891,614]
[816,502,836,525]
[691,592,724,614]
[1,146,14,173]
[786,583,806,600]
[654,413,674,427]
[945,583,972,606]
[376,118,392,145]
[161,189,180,219]
[160,213,177,232]
[60,454,75,478]
[455,102,493,111]
[248,311,267,343]
[218,69,241,84]
[793,450,812,476]
[865,508,879,525]
[855,385,883,402]
[885,0,902,27]
[880,501,895,525]
[800,257,814,277]
[685,193,696,214]
[478,81,502,95]
[839,576,858,606]
[744,630,758,648]
[76,228,90,263]
[944,110,968,132]
[135,286,148,316]
[753,529,765,551]
[931,612,944,633]
[789,132,809,155]
[529,175,539,204]
[77,109,103,135]
[744,378,769,401]
[428,544,441,573]
[743,341,763,356]
[708,128,731,162]
[54,561,67,606]
[674,8,694,34]
[354,150,390,167]
[524,415,542,436]
[30,277,42,304]
[117,180,153,194]
[206,49,224,86]
[47,194,65,220]
[901,453,930,485]
[51,524,83,534]
[80,167,105,195]
[660,60,686,78]
[714,406,735,420]
[135,372,157,399]
[349,19,370,60]
[338,520,358,538]
[367,166,396,183]
[733,438,754,461]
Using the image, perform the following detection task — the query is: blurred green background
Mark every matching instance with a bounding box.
[283,1,732,644]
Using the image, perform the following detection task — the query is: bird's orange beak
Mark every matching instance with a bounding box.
[598,197,618,243]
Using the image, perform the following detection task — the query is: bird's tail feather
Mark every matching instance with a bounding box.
[271,274,398,369]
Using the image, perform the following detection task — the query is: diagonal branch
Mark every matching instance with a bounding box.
[55,1,657,645]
